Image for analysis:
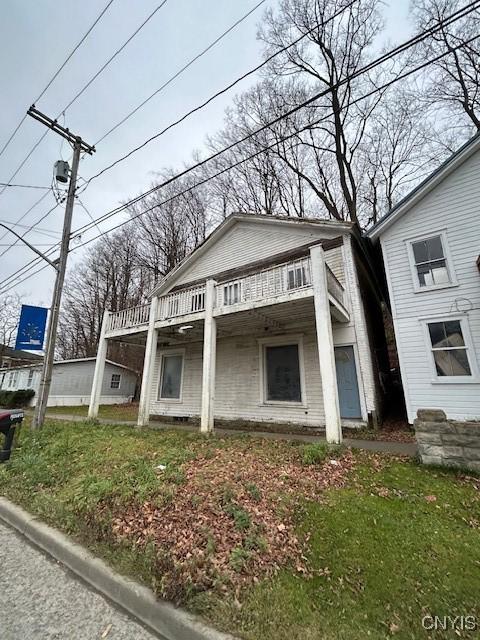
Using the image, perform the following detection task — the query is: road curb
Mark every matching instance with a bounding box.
[0,497,236,640]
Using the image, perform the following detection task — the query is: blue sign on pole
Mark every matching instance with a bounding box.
[14,305,48,351]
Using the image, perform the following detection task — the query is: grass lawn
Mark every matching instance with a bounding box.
[0,419,478,640]
[45,402,139,421]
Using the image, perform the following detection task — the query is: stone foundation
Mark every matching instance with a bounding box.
[414,409,480,472]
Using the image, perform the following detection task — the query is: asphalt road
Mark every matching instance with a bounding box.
[0,521,161,640]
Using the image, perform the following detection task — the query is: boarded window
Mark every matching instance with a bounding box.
[265,344,301,402]
[428,320,472,377]
[110,373,121,389]
[159,354,183,400]
[411,236,450,287]
[223,282,241,305]
[287,265,308,290]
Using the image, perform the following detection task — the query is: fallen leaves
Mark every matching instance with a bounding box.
[106,443,356,602]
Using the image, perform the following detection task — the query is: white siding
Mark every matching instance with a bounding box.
[150,321,371,426]
[171,219,344,289]
[380,148,480,422]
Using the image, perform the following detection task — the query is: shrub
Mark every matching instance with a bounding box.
[0,388,35,408]
[301,443,330,466]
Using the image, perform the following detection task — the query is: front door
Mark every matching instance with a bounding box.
[334,346,362,419]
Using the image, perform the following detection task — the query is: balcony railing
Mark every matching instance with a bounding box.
[157,284,206,320]
[106,256,346,334]
[216,256,312,309]
[107,303,150,332]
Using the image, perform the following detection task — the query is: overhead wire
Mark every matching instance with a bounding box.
[1,3,478,294]
[1,30,477,295]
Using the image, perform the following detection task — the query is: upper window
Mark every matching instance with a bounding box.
[190,291,205,313]
[110,373,121,389]
[427,320,472,378]
[224,282,241,306]
[27,369,34,387]
[264,343,302,403]
[159,353,183,400]
[410,235,450,289]
[287,264,309,290]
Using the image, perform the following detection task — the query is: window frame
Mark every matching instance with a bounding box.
[258,335,307,407]
[223,281,242,306]
[157,349,185,403]
[27,369,34,388]
[421,315,479,384]
[285,262,309,291]
[406,229,457,293]
[110,373,122,390]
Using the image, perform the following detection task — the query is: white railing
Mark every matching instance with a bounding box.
[326,266,345,307]
[157,284,206,320]
[105,257,346,333]
[107,303,150,332]
[216,256,312,309]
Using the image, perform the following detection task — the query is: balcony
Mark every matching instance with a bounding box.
[105,255,348,337]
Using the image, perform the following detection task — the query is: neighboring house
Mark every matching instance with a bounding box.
[88,214,388,443]
[368,132,480,423]
[0,358,137,407]
[0,344,42,369]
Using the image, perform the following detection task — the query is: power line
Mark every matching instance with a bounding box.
[0,201,61,260]
[94,0,270,146]
[0,218,61,239]
[1,8,478,295]
[84,0,360,185]
[0,0,169,249]
[0,0,117,160]
[3,31,476,299]
[75,0,480,231]
[0,182,51,190]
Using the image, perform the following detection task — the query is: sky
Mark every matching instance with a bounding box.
[0,0,412,311]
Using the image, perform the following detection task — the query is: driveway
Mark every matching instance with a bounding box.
[0,521,161,640]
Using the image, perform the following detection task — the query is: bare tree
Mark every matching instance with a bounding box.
[0,293,22,360]
[411,0,480,131]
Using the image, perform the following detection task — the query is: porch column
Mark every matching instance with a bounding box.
[310,245,342,444]
[88,310,111,419]
[137,296,159,427]
[201,279,217,434]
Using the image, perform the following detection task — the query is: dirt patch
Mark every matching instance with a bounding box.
[108,445,356,602]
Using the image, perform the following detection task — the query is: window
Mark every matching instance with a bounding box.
[427,320,472,377]
[264,343,302,403]
[8,371,18,389]
[110,373,121,389]
[159,353,183,400]
[27,369,34,388]
[223,281,241,306]
[287,264,308,290]
[410,235,450,288]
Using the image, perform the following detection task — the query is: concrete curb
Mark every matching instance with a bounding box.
[0,497,236,640]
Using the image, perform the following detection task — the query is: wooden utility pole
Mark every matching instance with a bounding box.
[27,106,95,429]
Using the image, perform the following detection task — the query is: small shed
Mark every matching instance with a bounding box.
[0,358,137,407]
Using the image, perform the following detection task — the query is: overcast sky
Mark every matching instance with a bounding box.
[0,0,411,310]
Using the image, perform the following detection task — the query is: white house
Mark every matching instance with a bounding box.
[88,214,388,443]
[368,132,480,423]
[0,358,137,407]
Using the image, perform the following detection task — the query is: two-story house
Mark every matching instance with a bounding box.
[368,132,480,423]
[88,214,387,443]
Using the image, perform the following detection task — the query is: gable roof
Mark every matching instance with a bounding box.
[0,345,43,362]
[150,212,353,296]
[0,358,137,374]
[367,131,480,241]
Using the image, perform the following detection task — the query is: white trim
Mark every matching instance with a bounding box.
[405,229,457,293]
[110,373,122,390]
[157,348,185,403]
[151,214,353,297]
[368,133,480,240]
[257,335,307,408]
[420,315,479,383]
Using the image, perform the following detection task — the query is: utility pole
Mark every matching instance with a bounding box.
[27,105,95,429]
